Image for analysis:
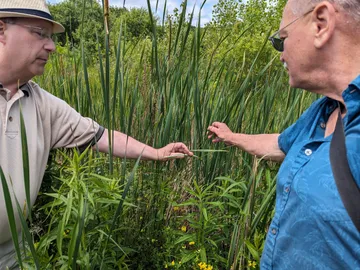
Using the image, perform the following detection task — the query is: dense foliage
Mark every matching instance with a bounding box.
[2,0,318,269]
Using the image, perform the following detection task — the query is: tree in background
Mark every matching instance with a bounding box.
[49,0,156,54]
[211,0,241,27]
[200,0,287,81]
[49,0,105,54]
[112,8,153,39]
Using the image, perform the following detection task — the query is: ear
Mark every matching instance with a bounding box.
[312,2,337,49]
[0,20,6,45]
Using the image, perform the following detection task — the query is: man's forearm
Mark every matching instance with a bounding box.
[229,133,285,162]
[95,129,158,160]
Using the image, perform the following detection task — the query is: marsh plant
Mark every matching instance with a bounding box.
[0,0,318,269]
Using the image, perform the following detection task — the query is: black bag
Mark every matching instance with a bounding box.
[329,108,360,232]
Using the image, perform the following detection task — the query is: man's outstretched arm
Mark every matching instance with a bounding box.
[207,122,285,162]
[95,129,193,161]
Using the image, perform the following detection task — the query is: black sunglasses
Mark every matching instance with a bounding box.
[268,8,314,52]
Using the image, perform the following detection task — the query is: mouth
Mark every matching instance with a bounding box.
[283,62,289,71]
[37,58,48,64]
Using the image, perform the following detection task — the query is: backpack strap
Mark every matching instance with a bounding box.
[329,107,360,232]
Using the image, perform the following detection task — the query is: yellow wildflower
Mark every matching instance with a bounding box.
[181,225,187,232]
[189,241,195,245]
[171,260,175,266]
[198,262,207,269]
[248,260,257,268]
[173,206,179,211]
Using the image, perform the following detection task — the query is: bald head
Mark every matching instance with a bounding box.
[289,0,360,22]
[285,0,360,37]
[278,0,360,97]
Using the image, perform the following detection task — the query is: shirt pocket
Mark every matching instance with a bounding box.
[5,130,18,139]
[298,173,352,222]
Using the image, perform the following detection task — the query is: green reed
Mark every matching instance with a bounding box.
[0,0,319,268]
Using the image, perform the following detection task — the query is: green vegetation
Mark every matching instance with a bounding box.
[2,0,318,269]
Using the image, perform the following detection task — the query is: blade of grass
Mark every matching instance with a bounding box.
[0,168,24,269]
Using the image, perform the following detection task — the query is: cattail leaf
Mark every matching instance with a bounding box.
[0,168,23,268]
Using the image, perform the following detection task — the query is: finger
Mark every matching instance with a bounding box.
[212,136,224,143]
[171,142,186,151]
[174,148,193,156]
[172,143,193,156]
[207,126,218,133]
[212,122,222,128]
[163,153,187,160]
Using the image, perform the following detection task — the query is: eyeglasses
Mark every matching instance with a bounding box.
[269,8,314,52]
[6,22,54,41]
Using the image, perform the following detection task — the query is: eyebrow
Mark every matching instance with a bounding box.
[28,24,52,32]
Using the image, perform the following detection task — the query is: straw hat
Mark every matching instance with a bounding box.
[0,0,64,33]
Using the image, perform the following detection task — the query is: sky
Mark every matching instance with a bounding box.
[48,0,218,25]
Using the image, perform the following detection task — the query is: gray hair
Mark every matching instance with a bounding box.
[291,0,360,22]
[0,18,17,24]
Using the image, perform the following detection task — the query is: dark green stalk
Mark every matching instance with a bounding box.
[0,168,24,269]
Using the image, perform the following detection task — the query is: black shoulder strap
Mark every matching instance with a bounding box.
[330,109,360,232]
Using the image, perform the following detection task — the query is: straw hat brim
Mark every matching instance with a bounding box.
[0,12,64,33]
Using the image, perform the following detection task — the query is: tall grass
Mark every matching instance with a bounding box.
[0,0,318,268]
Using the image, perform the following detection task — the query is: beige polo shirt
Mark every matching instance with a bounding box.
[0,81,103,251]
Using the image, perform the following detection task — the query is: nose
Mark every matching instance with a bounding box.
[279,53,284,63]
[44,39,56,53]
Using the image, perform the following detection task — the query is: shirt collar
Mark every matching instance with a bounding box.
[0,82,29,97]
[20,83,30,97]
[347,74,360,92]
[341,74,360,124]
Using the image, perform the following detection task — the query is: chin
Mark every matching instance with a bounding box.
[288,74,302,89]
[289,78,312,92]
[288,77,297,88]
[32,68,46,77]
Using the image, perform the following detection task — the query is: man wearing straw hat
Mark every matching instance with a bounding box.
[208,0,360,269]
[0,0,193,268]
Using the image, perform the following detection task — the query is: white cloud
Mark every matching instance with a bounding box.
[116,0,217,25]
[48,0,216,26]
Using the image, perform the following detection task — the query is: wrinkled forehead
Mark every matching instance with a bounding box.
[10,17,53,30]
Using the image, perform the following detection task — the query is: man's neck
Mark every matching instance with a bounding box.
[0,72,28,98]
[321,70,360,100]
[0,81,26,98]
[308,49,360,102]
